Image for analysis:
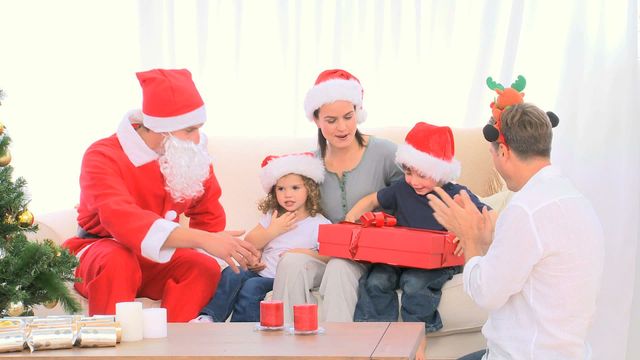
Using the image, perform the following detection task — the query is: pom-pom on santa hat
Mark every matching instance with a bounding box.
[303,69,367,123]
[136,68,206,132]
[259,152,325,193]
[395,122,461,183]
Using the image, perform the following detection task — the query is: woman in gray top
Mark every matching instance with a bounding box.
[271,69,403,322]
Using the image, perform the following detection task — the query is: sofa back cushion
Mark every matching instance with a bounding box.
[207,127,503,232]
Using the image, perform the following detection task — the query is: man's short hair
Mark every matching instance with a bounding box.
[491,103,552,159]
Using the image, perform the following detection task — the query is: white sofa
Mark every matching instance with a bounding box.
[30,126,511,360]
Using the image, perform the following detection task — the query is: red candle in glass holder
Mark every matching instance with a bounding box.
[293,304,318,332]
[260,300,284,328]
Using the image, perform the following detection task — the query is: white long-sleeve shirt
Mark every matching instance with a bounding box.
[463,165,604,360]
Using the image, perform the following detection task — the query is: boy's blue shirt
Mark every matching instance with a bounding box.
[376,179,489,231]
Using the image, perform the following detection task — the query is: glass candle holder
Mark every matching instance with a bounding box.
[293,304,318,332]
[259,300,284,328]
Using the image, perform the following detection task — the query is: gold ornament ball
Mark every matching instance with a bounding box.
[0,121,4,135]
[7,301,25,316]
[17,210,34,228]
[3,213,15,225]
[44,239,61,256]
[0,150,10,167]
[44,299,59,309]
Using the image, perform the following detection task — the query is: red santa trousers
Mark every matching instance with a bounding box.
[74,239,221,322]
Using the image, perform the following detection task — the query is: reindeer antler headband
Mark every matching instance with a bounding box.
[482,75,559,143]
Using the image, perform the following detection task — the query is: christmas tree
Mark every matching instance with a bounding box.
[0,88,80,316]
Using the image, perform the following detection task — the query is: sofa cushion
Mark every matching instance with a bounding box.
[431,274,487,336]
[28,208,78,245]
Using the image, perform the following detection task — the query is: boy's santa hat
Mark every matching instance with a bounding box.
[259,152,325,193]
[136,68,206,132]
[303,69,367,123]
[395,122,461,183]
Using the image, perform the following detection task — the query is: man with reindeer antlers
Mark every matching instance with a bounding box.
[427,76,604,359]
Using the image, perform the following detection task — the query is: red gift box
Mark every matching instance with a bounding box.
[318,212,463,269]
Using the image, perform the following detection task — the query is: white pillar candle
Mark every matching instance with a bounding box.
[115,302,144,342]
[142,308,168,339]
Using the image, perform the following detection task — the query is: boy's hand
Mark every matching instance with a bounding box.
[453,237,464,256]
[344,211,359,223]
[267,210,297,236]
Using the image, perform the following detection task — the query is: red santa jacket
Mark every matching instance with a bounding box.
[63,118,225,263]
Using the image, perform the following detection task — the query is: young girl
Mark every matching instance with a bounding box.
[191,152,331,323]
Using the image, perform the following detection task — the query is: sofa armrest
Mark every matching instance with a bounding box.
[28,208,78,246]
[479,190,514,213]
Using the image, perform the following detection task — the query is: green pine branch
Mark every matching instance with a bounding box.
[0,121,80,315]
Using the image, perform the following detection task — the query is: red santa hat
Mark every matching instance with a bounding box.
[395,122,461,183]
[136,68,206,132]
[303,69,367,123]
[259,152,325,193]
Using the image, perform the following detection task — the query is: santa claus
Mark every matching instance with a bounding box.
[63,69,259,322]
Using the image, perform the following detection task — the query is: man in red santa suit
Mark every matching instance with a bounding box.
[63,68,259,322]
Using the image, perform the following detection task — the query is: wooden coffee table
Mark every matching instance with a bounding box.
[5,322,424,359]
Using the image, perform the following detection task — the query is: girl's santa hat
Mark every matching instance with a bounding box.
[303,69,367,123]
[136,68,206,132]
[395,122,461,183]
[259,152,325,193]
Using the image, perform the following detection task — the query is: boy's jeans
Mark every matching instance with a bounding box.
[200,267,274,322]
[353,263,459,332]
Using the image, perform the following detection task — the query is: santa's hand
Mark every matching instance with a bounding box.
[202,230,261,273]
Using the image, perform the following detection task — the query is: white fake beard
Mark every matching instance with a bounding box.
[159,135,211,202]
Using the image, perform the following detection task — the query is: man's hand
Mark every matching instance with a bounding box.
[199,230,261,273]
[267,210,298,236]
[426,188,495,260]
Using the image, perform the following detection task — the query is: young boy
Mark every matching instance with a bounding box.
[345,122,490,359]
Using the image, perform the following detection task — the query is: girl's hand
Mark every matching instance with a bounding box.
[248,261,267,272]
[247,250,264,271]
[268,210,298,236]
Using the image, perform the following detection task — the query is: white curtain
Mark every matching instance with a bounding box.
[0,1,638,358]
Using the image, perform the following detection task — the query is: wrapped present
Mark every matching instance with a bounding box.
[0,315,119,353]
[318,212,463,269]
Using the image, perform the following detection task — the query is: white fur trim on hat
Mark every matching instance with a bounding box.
[125,109,144,124]
[303,79,366,123]
[260,155,325,193]
[395,143,461,183]
[142,105,206,133]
